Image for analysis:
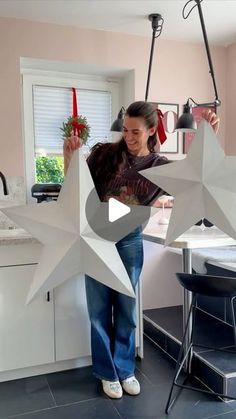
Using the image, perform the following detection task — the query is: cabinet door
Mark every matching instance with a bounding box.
[54,275,91,361]
[0,265,54,371]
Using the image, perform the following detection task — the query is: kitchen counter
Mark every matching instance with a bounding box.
[0,228,39,246]
[0,198,38,245]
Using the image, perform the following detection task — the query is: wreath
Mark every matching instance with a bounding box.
[60,115,90,144]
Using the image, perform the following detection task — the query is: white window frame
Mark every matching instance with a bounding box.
[22,71,119,203]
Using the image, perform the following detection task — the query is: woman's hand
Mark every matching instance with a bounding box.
[152,197,174,208]
[201,109,220,134]
[63,135,82,174]
[63,135,82,153]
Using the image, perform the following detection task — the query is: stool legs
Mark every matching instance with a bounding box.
[230,297,236,347]
[165,295,236,415]
[165,296,196,414]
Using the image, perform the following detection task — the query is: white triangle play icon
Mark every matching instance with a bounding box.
[108,198,131,223]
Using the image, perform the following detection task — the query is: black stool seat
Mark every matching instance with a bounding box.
[177,273,236,297]
[165,272,236,414]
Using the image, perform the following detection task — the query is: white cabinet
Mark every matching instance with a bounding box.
[0,240,143,378]
[0,264,54,371]
[54,274,91,361]
[0,242,91,375]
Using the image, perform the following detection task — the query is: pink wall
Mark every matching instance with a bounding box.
[0,17,227,176]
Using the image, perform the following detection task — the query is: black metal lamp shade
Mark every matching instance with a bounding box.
[175,97,220,133]
[175,102,197,132]
[110,107,125,132]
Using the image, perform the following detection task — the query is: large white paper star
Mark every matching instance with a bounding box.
[3,150,146,303]
[141,120,236,245]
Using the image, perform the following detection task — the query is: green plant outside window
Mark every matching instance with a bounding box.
[36,156,64,184]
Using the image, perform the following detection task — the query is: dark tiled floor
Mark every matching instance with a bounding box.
[1,337,236,419]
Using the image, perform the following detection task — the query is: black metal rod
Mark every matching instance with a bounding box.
[145,29,156,101]
[195,0,220,103]
[145,13,163,102]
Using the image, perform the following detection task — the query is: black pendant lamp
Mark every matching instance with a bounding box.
[175,0,221,133]
[110,14,164,132]
[175,100,197,132]
[110,107,126,132]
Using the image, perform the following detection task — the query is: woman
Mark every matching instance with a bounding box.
[64,101,219,399]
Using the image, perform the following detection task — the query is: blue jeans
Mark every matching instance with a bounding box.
[85,228,143,381]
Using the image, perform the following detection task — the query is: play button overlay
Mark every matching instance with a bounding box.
[85,188,152,242]
[109,198,131,222]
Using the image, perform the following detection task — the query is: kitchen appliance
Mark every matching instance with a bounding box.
[31,183,61,203]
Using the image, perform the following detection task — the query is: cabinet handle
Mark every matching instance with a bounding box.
[46,291,50,302]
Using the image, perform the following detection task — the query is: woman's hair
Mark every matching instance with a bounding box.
[88,101,158,198]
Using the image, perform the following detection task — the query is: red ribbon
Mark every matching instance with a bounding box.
[71,120,86,137]
[72,88,78,118]
[72,88,78,135]
[157,109,167,144]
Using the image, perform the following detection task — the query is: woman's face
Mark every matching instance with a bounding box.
[122,116,156,156]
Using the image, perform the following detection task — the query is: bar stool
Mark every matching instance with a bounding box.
[165,272,236,414]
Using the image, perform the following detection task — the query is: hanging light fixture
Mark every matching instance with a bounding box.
[175,0,221,133]
[110,106,126,132]
[144,13,164,102]
[110,13,164,132]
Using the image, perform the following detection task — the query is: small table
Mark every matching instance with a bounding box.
[143,211,236,365]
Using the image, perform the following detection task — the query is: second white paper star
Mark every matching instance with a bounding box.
[141,120,236,245]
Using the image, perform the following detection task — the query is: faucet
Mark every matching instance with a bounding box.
[0,171,9,195]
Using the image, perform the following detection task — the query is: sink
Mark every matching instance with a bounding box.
[0,227,31,238]
[0,200,26,229]
[0,225,18,230]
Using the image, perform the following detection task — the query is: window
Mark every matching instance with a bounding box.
[22,72,119,202]
[33,85,112,155]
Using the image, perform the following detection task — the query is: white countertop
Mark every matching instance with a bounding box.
[0,200,37,245]
[0,228,38,245]
[143,210,236,249]
[1,207,236,250]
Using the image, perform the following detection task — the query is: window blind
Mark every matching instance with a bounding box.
[33,85,112,155]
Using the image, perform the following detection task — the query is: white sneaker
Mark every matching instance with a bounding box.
[102,380,123,399]
[122,376,140,395]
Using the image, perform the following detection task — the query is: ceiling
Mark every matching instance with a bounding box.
[0,0,236,47]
